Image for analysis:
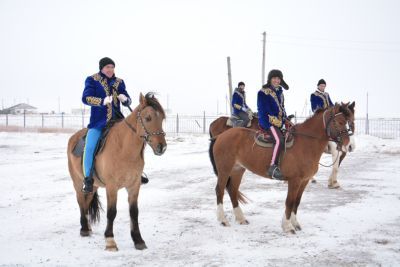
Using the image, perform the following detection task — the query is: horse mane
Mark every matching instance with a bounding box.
[300,104,352,126]
[301,107,327,124]
[144,92,166,118]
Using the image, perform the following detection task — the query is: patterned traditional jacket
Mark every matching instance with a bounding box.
[82,72,132,129]
[231,88,249,115]
[310,90,333,112]
[257,85,286,130]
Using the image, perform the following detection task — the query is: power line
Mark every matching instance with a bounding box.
[268,40,400,53]
[269,33,400,46]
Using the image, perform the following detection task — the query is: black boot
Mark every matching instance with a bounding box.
[267,164,284,180]
[82,177,93,194]
[141,173,149,184]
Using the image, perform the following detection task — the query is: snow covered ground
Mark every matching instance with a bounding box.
[0,132,399,266]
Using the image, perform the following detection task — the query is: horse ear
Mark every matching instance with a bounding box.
[349,101,355,112]
[139,93,147,106]
[333,102,341,113]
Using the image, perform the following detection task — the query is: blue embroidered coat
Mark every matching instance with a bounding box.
[82,72,132,129]
[257,86,286,130]
[232,88,249,115]
[310,90,333,112]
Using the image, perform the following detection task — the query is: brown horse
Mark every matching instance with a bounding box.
[67,93,167,251]
[209,116,259,138]
[208,102,355,233]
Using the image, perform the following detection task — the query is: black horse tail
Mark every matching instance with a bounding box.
[209,137,218,176]
[88,191,102,224]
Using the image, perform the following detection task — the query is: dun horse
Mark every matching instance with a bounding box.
[209,102,355,233]
[67,93,166,251]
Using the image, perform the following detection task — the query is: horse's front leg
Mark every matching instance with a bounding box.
[127,179,147,250]
[282,179,301,234]
[104,187,118,251]
[328,150,341,189]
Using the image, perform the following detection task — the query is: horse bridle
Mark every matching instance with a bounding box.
[323,108,353,150]
[124,107,166,143]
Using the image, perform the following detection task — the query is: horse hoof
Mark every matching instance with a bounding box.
[105,245,118,252]
[311,179,317,184]
[80,230,91,237]
[290,229,296,234]
[221,221,230,227]
[239,219,249,225]
[135,243,147,250]
[328,184,340,189]
[294,225,302,231]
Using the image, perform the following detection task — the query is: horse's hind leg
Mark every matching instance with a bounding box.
[104,187,118,251]
[127,178,147,250]
[215,169,232,227]
[282,179,301,234]
[73,181,94,236]
[227,166,248,225]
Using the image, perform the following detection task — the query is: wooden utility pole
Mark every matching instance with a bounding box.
[262,31,266,86]
[366,92,369,134]
[227,56,233,114]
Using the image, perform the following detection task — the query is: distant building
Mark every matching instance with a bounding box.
[0,103,38,114]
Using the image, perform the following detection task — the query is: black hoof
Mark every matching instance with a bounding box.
[80,229,91,237]
[141,176,149,184]
[135,242,147,250]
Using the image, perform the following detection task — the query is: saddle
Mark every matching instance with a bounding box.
[226,112,257,128]
[254,125,294,148]
[72,109,125,158]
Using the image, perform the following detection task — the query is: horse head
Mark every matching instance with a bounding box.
[129,92,167,156]
[325,102,355,152]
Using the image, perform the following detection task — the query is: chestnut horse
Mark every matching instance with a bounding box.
[210,114,355,189]
[209,116,259,138]
[67,93,167,251]
[208,102,355,233]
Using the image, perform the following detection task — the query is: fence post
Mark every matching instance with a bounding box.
[6,114,8,127]
[82,111,85,129]
[23,110,26,128]
[61,112,64,128]
[177,113,180,134]
[41,113,44,128]
[294,111,297,124]
[203,111,206,134]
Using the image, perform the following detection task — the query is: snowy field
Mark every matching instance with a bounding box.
[0,132,399,266]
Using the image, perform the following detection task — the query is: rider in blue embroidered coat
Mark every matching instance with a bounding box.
[258,86,286,130]
[81,57,131,193]
[82,72,131,129]
[257,69,289,180]
[310,79,333,112]
[231,81,251,127]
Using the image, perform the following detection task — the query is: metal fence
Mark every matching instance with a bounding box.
[0,113,399,139]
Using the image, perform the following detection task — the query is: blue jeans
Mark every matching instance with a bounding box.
[83,128,103,177]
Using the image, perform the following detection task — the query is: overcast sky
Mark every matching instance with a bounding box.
[0,0,399,117]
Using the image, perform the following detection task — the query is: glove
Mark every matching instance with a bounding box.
[242,107,248,112]
[103,96,113,105]
[117,94,128,103]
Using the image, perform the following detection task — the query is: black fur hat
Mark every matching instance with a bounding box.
[99,57,115,70]
[265,69,289,90]
[317,79,326,86]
